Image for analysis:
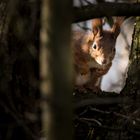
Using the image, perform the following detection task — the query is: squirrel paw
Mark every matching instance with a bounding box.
[74,85,88,93]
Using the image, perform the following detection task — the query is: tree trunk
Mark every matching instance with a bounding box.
[122,16,140,95]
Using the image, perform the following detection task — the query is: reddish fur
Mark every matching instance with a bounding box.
[72,17,124,92]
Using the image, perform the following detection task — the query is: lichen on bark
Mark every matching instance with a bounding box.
[122,17,140,95]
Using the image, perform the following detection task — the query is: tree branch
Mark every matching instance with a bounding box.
[73,2,140,23]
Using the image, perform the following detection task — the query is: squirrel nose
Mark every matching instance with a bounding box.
[102,59,107,64]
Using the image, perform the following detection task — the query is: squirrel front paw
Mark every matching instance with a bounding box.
[85,84,101,93]
[74,85,88,93]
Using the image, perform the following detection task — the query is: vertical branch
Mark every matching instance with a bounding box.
[40,0,73,140]
[40,0,52,139]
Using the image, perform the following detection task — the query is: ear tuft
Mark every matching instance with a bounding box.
[92,18,103,37]
[111,17,125,39]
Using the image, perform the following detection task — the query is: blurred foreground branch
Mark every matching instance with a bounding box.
[40,0,73,140]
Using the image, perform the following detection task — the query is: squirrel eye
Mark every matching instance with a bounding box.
[113,48,116,52]
[92,43,97,49]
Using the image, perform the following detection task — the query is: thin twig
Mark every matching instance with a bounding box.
[89,107,140,122]
[80,117,102,126]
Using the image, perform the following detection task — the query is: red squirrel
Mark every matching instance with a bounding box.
[72,17,124,92]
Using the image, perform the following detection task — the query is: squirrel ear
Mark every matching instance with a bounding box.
[111,17,125,39]
[92,18,103,37]
[111,23,121,39]
[83,32,94,44]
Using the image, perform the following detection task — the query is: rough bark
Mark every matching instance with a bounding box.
[122,16,140,95]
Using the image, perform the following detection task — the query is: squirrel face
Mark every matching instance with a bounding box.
[89,31,116,66]
[88,17,125,67]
